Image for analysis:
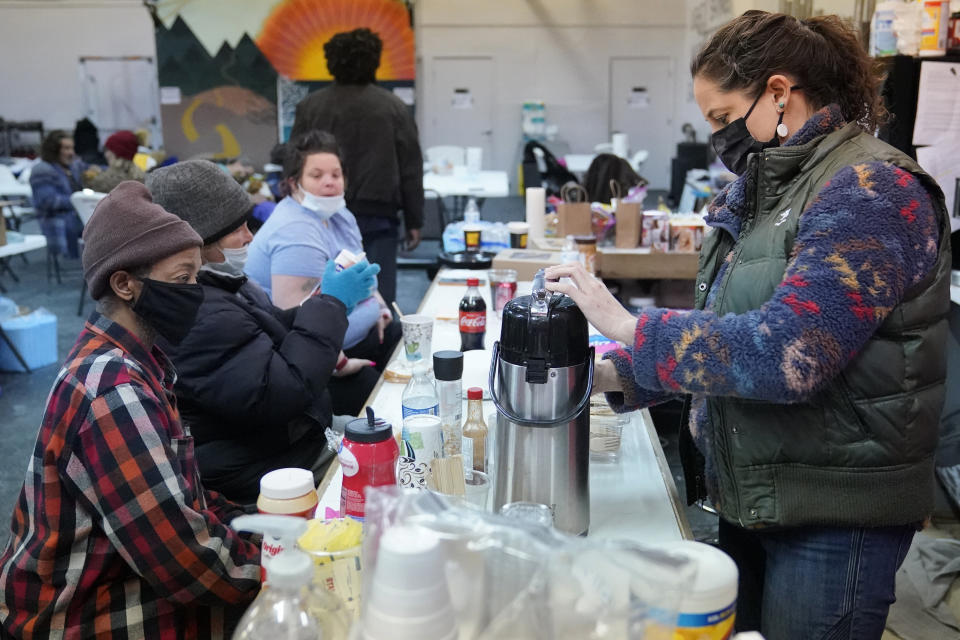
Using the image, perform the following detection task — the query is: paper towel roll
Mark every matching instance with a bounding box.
[612,133,629,158]
[525,187,546,241]
[466,147,482,174]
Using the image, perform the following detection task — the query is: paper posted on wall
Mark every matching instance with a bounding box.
[912,61,960,146]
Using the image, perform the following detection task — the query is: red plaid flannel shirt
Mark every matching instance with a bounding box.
[0,313,261,639]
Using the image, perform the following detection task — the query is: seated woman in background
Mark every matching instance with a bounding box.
[30,130,85,259]
[246,129,401,371]
[146,161,381,503]
[582,152,645,204]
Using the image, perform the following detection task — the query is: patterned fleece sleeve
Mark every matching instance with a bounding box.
[623,162,941,403]
[603,345,678,412]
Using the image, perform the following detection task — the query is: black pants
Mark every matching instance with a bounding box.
[196,430,332,505]
[356,215,400,305]
[328,364,380,416]
[345,320,402,373]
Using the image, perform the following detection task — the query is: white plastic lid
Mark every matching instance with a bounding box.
[381,524,439,555]
[268,547,314,588]
[659,541,738,614]
[259,467,315,500]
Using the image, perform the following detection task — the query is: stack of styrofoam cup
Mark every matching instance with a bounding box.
[362,524,458,640]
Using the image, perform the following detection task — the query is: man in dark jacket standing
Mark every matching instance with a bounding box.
[146,160,380,503]
[289,27,424,305]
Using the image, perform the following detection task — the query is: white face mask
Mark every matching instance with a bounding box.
[299,183,345,220]
[202,244,248,278]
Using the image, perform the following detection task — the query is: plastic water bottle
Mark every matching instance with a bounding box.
[231,514,351,639]
[402,364,439,418]
[464,198,481,225]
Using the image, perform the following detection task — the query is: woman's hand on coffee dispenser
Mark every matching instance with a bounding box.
[544,263,637,344]
[592,358,624,395]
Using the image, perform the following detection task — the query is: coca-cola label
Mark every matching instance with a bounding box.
[459,311,486,333]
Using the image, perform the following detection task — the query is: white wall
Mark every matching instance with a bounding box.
[415,0,708,190]
[0,0,155,131]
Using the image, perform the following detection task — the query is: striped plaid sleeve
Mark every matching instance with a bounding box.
[60,381,261,607]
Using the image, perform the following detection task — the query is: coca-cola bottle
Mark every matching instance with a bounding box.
[459,278,486,351]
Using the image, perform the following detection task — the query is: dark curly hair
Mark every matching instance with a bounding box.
[283,129,344,183]
[324,28,382,85]
[40,130,72,164]
[691,11,887,131]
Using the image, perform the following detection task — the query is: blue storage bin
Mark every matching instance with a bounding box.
[0,309,58,372]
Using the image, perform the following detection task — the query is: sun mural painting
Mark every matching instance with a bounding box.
[257,0,415,81]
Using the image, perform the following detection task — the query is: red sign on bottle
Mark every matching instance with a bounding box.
[459,311,486,333]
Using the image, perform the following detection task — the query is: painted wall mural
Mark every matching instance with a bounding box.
[153,0,415,165]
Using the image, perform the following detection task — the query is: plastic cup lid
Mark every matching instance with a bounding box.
[259,467,315,500]
[433,351,463,380]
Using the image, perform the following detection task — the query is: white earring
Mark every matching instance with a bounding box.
[776,123,789,138]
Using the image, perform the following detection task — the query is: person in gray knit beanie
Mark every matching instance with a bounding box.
[145,160,252,243]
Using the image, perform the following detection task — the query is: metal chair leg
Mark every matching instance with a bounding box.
[0,326,31,373]
[77,280,88,317]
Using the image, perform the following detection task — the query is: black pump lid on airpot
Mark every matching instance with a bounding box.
[499,292,589,370]
[345,407,393,443]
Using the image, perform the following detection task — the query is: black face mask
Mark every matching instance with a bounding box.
[711,85,801,176]
[132,278,204,346]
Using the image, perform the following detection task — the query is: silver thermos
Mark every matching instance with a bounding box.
[489,270,594,535]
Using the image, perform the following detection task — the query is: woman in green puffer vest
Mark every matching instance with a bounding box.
[546,11,951,640]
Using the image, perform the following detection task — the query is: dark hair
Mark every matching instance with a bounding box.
[41,130,71,164]
[691,11,886,131]
[324,28,382,85]
[583,154,644,203]
[283,130,343,182]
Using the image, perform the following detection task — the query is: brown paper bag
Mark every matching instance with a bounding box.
[556,184,592,237]
[615,201,642,248]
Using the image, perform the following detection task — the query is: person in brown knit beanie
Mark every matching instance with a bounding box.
[0,180,262,640]
[82,180,204,346]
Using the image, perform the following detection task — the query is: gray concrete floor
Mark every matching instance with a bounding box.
[0,215,715,551]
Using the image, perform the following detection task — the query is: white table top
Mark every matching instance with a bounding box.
[318,269,690,544]
[0,234,46,259]
[423,166,509,199]
[951,285,960,306]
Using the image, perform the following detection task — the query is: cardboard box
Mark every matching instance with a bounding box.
[492,249,564,281]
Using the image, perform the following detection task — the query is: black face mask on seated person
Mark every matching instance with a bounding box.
[711,84,802,176]
[132,278,205,345]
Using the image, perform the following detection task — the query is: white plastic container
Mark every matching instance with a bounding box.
[659,541,738,639]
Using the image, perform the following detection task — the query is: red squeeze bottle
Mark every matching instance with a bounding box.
[339,407,399,521]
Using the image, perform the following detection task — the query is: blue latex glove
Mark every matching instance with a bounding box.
[320,259,380,314]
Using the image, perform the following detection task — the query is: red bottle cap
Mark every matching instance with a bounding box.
[466,278,479,287]
[467,387,483,400]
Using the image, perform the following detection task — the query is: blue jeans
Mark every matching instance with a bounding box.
[718,518,916,640]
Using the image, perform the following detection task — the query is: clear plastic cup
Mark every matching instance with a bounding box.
[463,470,490,511]
[590,414,627,462]
[500,501,554,528]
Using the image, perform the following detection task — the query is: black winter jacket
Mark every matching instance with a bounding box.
[290,83,424,230]
[163,270,348,455]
